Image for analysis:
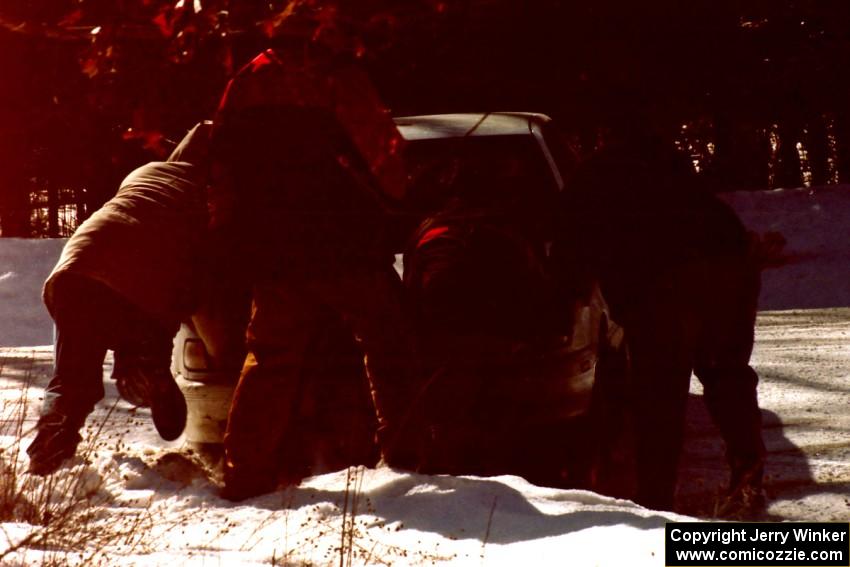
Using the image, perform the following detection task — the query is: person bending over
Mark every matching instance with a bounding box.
[28,123,210,475]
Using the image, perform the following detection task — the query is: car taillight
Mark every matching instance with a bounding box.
[183,338,212,372]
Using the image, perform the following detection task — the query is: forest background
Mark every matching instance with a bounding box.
[0,0,847,237]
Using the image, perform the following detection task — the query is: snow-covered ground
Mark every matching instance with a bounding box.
[720,185,850,310]
[1,186,850,565]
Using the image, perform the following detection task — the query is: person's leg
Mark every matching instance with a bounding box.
[298,310,380,473]
[222,280,320,500]
[321,268,428,471]
[31,273,187,475]
[628,274,699,511]
[28,275,112,474]
[693,258,765,497]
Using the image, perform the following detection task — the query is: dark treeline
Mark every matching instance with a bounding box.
[1,0,849,237]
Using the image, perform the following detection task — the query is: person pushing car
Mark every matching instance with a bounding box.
[28,122,211,475]
[552,120,766,514]
[208,0,426,500]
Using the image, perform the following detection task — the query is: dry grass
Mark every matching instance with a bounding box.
[0,360,158,566]
[267,466,456,567]
[1,349,450,566]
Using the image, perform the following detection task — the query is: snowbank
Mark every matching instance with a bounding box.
[720,185,850,310]
[0,357,680,565]
[0,238,64,347]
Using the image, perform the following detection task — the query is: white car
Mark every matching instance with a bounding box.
[173,113,621,482]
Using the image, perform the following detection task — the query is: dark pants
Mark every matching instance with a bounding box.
[223,267,422,489]
[43,273,175,423]
[620,256,765,510]
[412,338,596,487]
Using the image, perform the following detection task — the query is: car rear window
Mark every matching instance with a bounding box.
[403,134,560,215]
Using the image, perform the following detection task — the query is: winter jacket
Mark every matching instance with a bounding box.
[553,139,751,318]
[214,48,407,201]
[43,122,210,326]
[209,48,404,276]
[404,205,562,342]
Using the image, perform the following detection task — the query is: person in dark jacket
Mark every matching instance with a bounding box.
[552,130,766,513]
[27,123,210,475]
[402,201,572,482]
[400,147,621,488]
[209,3,424,501]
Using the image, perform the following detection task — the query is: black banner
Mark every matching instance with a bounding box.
[666,522,849,566]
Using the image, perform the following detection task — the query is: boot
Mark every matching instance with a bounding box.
[220,461,280,502]
[113,353,187,441]
[27,412,85,475]
[113,352,149,407]
[718,456,766,519]
[147,369,188,441]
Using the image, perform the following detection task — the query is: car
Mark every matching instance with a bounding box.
[172,112,622,483]
[392,112,573,243]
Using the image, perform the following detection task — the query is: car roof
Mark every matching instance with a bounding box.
[393,112,551,141]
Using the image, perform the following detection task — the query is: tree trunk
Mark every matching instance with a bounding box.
[0,188,32,237]
[775,120,803,189]
[833,111,850,184]
[805,114,829,187]
[0,154,32,237]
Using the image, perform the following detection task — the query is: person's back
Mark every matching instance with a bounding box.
[405,206,559,344]
[403,203,581,480]
[557,137,750,319]
[209,45,404,278]
[212,103,392,274]
[48,161,207,323]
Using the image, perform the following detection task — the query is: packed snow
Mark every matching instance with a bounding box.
[1,186,850,565]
